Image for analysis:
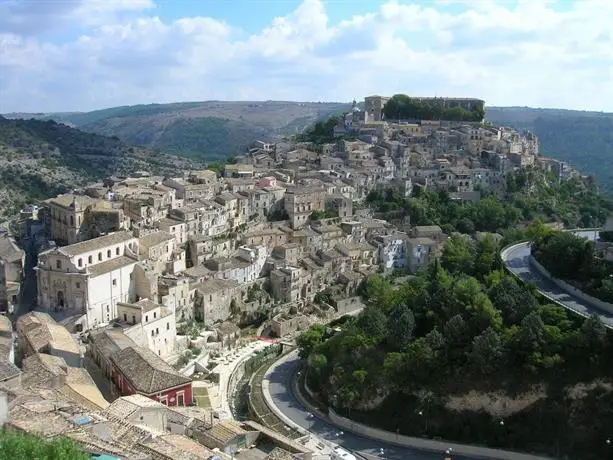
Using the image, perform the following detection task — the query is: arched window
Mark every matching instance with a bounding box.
[107,249,111,258]
[78,258,83,267]
[98,252,102,261]
[88,255,93,264]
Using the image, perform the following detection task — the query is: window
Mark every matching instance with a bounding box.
[156,327,159,335]
[88,255,92,264]
[107,249,111,258]
[76,282,81,289]
[70,215,74,226]
[145,315,148,322]
[116,247,120,255]
[56,260,62,269]
[151,330,154,337]
[106,305,109,312]
[98,252,102,261]
[78,258,83,267]
[166,322,169,330]
[153,312,156,319]
[112,279,117,287]
[177,391,185,406]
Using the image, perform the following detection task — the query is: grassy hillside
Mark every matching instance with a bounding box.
[5,101,351,162]
[486,107,613,193]
[0,116,205,221]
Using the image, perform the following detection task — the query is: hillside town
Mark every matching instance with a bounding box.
[0,95,576,459]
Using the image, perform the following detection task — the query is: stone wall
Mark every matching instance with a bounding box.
[327,408,550,460]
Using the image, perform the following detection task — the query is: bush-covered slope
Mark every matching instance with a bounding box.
[0,116,204,221]
[5,101,351,162]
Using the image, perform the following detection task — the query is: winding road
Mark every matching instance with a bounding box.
[267,353,487,460]
[263,230,609,460]
[501,230,613,328]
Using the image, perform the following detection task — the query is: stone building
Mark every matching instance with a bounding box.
[284,185,326,228]
[35,231,139,330]
[110,345,193,406]
[45,194,100,245]
[16,312,82,367]
[116,299,177,358]
[0,234,24,313]
[193,279,242,326]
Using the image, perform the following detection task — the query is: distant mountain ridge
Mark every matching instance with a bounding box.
[3,100,351,162]
[0,115,205,222]
[6,102,613,194]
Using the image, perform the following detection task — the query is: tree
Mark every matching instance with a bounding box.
[0,431,88,460]
[532,232,594,281]
[355,306,387,342]
[517,312,546,353]
[359,275,395,310]
[297,324,326,359]
[441,235,475,275]
[456,217,476,234]
[580,315,607,352]
[467,198,509,232]
[469,327,503,374]
[489,276,538,325]
[306,353,329,385]
[538,304,573,332]
[387,304,416,350]
[443,314,470,361]
[405,338,437,383]
[474,234,499,278]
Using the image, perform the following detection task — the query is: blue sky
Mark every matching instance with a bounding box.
[1,0,612,112]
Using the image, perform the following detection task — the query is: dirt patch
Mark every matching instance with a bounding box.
[566,379,613,399]
[445,386,546,417]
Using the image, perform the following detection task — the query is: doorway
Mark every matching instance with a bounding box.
[57,291,65,309]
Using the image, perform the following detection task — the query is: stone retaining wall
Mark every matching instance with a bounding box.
[327,408,551,460]
[299,365,551,459]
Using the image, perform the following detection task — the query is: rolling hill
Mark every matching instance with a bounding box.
[486,107,613,193]
[7,102,613,196]
[0,116,205,222]
[4,100,351,162]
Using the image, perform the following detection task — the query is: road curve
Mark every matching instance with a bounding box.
[266,352,482,460]
[501,236,613,328]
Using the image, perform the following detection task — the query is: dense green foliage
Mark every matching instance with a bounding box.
[367,168,613,235]
[486,107,613,195]
[0,430,88,460]
[383,94,484,122]
[300,238,613,458]
[533,231,613,303]
[296,116,341,144]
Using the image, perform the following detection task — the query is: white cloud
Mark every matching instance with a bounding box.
[1,0,613,112]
